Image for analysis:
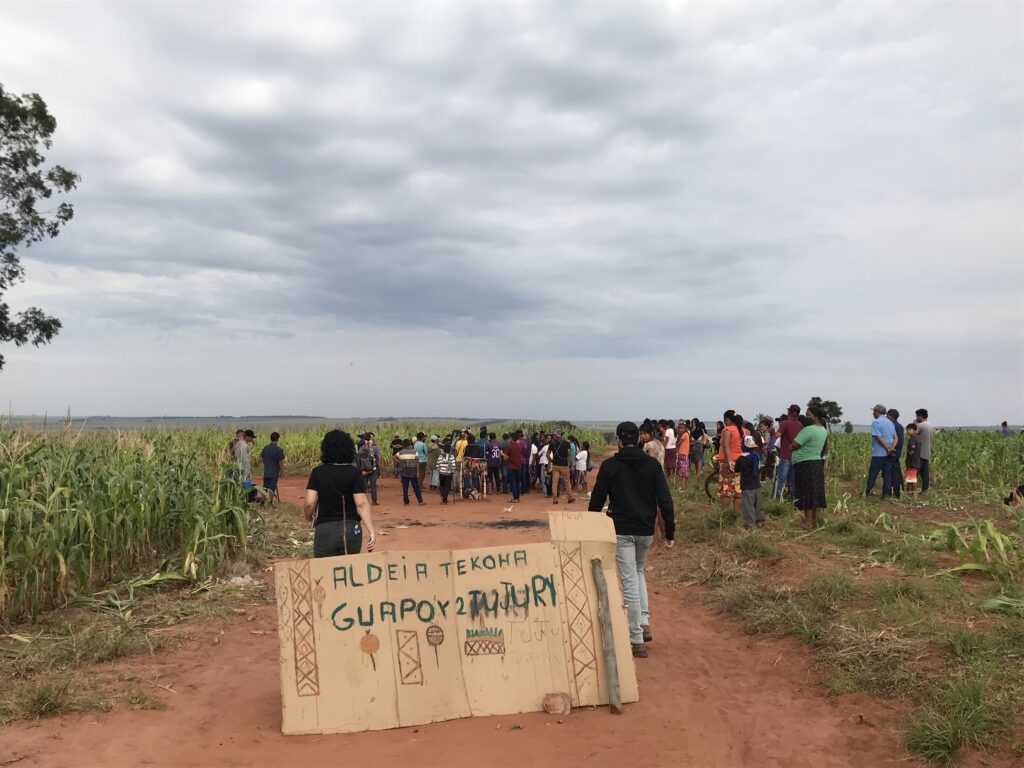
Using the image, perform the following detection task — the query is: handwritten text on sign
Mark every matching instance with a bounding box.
[329,547,557,632]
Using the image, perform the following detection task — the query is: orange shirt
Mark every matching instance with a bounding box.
[716,425,742,462]
[677,430,690,457]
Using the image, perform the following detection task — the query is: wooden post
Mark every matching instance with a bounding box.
[590,557,623,715]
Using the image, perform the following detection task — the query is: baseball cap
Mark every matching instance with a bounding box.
[430,434,439,442]
[743,435,757,448]
[873,404,887,413]
[554,429,564,436]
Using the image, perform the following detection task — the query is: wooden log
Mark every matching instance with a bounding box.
[590,556,623,715]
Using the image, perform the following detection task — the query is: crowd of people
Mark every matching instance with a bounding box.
[347,427,595,506]
[228,405,958,662]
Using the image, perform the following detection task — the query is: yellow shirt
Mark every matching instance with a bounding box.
[455,438,468,461]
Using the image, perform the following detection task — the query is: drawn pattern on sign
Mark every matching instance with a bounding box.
[288,561,320,696]
[396,629,425,685]
[278,584,292,642]
[464,637,506,656]
[559,543,598,703]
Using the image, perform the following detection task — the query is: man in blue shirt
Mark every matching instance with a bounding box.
[865,404,896,497]
[414,432,428,488]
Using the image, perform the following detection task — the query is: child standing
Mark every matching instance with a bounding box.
[735,435,765,529]
[904,422,921,494]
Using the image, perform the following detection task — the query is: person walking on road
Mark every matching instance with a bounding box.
[914,409,934,492]
[548,430,575,504]
[426,435,441,492]
[588,421,674,659]
[356,433,381,506]
[304,430,376,557]
[865,404,896,497]
[259,432,286,505]
[503,430,523,502]
[396,440,425,506]
[437,439,456,504]
[414,432,428,489]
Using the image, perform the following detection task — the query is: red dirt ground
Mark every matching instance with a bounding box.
[1,476,925,768]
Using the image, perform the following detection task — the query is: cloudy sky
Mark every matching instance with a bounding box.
[1,0,1021,425]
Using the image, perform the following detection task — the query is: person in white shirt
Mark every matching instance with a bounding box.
[661,419,677,477]
[575,441,591,492]
[538,439,551,496]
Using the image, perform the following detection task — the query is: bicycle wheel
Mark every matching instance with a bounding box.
[705,470,718,500]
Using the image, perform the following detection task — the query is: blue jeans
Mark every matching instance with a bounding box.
[865,456,892,496]
[506,467,521,500]
[401,476,423,504]
[615,534,653,645]
[363,470,379,503]
[520,464,530,493]
[773,459,794,500]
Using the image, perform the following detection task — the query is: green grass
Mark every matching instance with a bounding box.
[0,676,111,722]
[735,533,778,560]
[907,680,1004,765]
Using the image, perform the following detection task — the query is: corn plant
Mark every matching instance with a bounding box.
[0,429,251,621]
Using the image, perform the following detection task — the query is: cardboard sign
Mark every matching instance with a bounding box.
[273,510,639,735]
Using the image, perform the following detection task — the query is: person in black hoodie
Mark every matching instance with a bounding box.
[588,421,675,659]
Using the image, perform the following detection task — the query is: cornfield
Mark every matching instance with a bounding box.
[0,429,250,621]
[823,431,1023,499]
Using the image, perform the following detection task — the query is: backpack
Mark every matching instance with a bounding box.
[358,444,375,473]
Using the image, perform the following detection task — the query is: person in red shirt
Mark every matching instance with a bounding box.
[773,404,804,500]
[503,431,524,503]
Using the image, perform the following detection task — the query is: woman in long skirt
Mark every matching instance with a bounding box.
[791,406,829,528]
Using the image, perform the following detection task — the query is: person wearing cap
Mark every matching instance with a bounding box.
[588,421,675,658]
[773,404,803,500]
[426,435,441,492]
[865,404,897,497]
[734,435,764,529]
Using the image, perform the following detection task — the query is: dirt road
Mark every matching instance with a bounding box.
[1,476,910,768]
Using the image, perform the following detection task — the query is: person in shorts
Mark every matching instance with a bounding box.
[260,432,286,505]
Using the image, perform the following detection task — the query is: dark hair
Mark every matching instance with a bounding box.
[916,408,928,419]
[582,441,590,451]
[402,438,412,447]
[320,430,355,464]
[906,422,918,432]
[270,431,280,442]
[807,405,827,424]
[489,432,496,440]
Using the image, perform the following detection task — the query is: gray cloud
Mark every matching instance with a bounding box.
[1,0,1021,422]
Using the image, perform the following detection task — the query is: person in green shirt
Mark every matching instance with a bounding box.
[791,405,829,528]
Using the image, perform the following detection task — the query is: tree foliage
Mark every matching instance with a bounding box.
[807,396,844,425]
[843,420,854,434]
[0,85,79,370]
